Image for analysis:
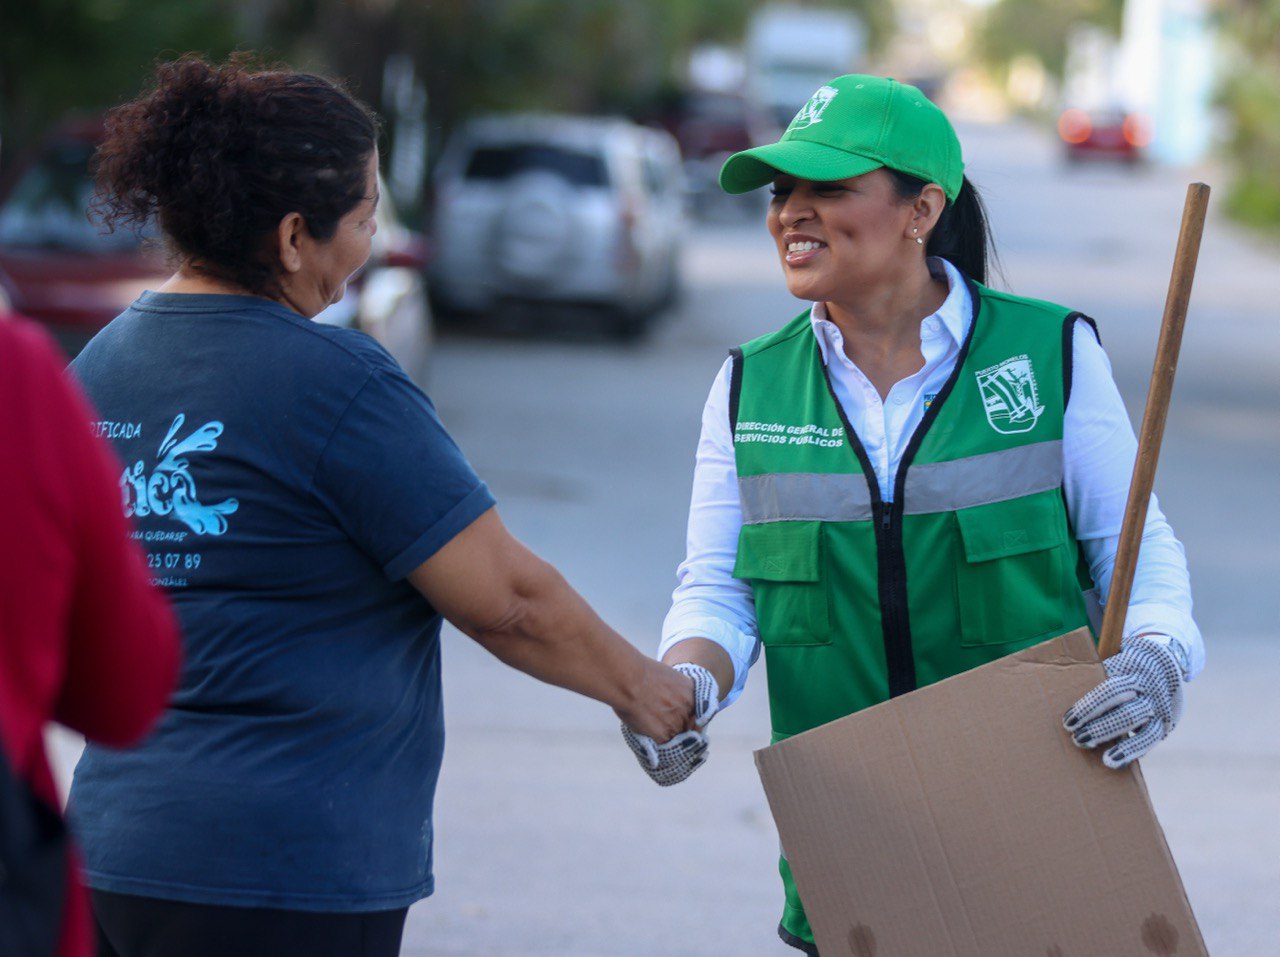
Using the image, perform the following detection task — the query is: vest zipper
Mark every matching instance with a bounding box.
[876,500,915,697]
[818,359,920,700]
[876,276,985,696]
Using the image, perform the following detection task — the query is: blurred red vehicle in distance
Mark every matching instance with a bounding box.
[1057,107,1151,163]
[0,120,158,357]
[0,119,434,379]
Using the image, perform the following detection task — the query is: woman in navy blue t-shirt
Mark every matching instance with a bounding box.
[69,55,702,957]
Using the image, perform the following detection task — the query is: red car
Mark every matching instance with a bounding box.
[0,120,434,377]
[1057,107,1152,163]
[0,121,160,356]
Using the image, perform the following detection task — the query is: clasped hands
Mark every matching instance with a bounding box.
[620,663,720,786]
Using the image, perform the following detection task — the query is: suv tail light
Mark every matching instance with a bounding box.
[1122,113,1152,148]
[1057,109,1092,145]
[616,198,641,273]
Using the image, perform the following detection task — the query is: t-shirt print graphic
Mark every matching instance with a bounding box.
[120,413,239,535]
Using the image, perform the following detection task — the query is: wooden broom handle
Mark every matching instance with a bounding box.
[1096,182,1210,660]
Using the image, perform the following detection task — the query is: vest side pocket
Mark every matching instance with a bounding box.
[733,520,832,646]
[953,490,1071,647]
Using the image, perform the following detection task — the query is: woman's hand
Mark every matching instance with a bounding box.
[620,662,720,785]
[615,659,700,741]
[1063,634,1186,769]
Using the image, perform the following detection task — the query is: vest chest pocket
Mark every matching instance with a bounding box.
[954,491,1071,647]
[734,520,832,647]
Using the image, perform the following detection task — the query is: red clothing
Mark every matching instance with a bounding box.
[0,315,180,957]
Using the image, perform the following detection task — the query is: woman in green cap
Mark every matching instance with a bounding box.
[618,74,1203,954]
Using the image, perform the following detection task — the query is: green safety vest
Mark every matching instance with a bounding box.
[730,276,1094,948]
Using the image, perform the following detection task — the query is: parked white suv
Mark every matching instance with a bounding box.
[428,114,685,338]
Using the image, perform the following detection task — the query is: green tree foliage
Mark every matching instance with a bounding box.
[249,0,890,217]
[255,0,890,151]
[0,0,892,211]
[1216,1,1280,230]
[0,0,238,173]
[977,0,1123,80]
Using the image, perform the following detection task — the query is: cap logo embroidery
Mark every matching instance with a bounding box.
[975,355,1044,434]
[789,85,839,131]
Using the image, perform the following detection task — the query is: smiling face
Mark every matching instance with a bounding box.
[278,151,380,318]
[765,168,922,311]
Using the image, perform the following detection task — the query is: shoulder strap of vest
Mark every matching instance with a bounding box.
[1062,312,1100,407]
[1061,311,1100,595]
[728,346,744,433]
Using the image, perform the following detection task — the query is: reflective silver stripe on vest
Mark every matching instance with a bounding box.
[739,472,874,524]
[903,440,1063,514]
[738,440,1062,524]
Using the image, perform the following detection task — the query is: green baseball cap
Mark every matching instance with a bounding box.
[719,74,964,202]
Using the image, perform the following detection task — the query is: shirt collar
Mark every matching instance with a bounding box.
[809,257,973,365]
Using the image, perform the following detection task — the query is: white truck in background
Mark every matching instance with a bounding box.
[745,4,867,130]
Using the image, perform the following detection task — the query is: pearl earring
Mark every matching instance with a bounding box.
[913,227,923,246]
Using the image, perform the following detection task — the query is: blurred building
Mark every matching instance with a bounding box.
[879,0,973,98]
[744,4,868,127]
[1118,0,1216,164]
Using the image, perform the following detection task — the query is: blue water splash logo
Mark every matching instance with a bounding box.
[120,414,239,535]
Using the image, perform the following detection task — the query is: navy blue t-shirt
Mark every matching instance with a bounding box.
[67,292,495,911]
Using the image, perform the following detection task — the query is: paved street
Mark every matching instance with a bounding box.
[404,117,1280,955]
[45,116,1279,955]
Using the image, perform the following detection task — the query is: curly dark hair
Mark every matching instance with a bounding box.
[91,53,380,297]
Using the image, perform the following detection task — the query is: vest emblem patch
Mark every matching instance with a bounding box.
[975,355,1044,434]
[789,85,839,131]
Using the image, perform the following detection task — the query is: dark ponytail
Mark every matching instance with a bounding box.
[888,170,996,286]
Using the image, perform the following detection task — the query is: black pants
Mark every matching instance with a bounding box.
[92,889,408,957]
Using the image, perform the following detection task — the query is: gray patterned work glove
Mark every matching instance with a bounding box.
[1063,635,1186,770]
[621,663,720,786]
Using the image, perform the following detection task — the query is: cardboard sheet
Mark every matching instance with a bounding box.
[755,628,1205,956]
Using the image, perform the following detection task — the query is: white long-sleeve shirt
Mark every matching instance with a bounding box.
[661,259,1203,707]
